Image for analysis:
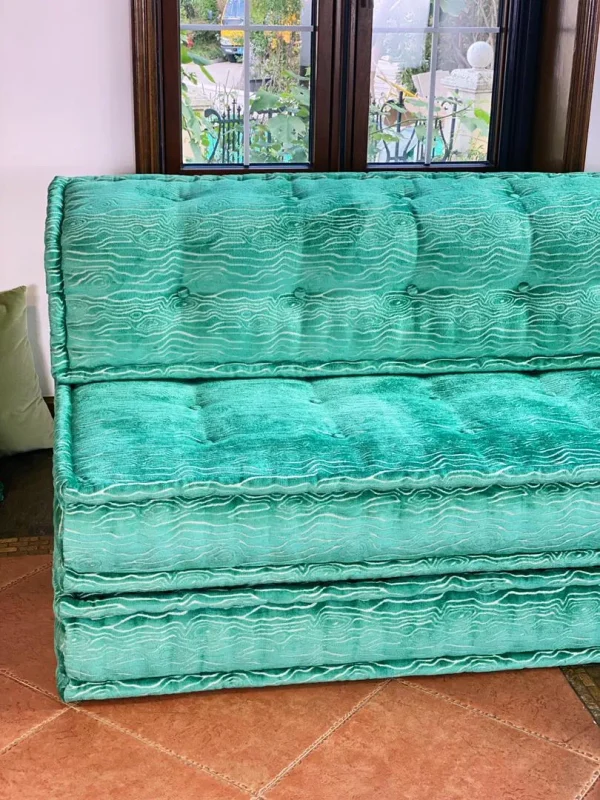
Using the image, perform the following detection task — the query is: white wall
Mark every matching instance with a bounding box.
[0,0,136,394]
[587,39,600,171]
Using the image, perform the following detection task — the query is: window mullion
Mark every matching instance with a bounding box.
[424,0,441,167]
[369,26,500,34]
[243,0,251,166]
[181,24,314,31]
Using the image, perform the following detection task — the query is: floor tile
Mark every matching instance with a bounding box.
[567,722,600,760]
[407,668,596,746]
[0,709,249,800]
[0,568,57,697]
[85,680,380,791]
[0,674,62,751]
[0,557,51,591]
[582,775,600,800]
[265,679,599,800]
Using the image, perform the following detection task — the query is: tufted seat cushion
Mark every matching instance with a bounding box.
[55,369,600,593]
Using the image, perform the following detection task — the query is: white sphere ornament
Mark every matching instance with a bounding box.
[467,41,494,70]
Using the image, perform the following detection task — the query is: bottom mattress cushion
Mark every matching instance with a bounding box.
[55,370,600,589]
[56,566,600,700]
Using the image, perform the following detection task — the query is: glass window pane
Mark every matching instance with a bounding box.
[180,0,221,25]
[368,33,432,164]
[180,0,315,167]
[249,31,311,164]
[181,33,245,164]
[431,32,496,162]
[438,0,500,29]
[251,0,312,27]
[373,0,432,29]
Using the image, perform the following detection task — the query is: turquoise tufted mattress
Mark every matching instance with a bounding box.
[55,372,600,589]
[46,173,600,700]
[56,568,600,701]
[47,173,600,382]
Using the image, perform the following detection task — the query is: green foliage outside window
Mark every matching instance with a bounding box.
[180,0,310,164]
[179,0,497,164]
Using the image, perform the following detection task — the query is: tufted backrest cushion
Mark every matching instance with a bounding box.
[45,172,600,383]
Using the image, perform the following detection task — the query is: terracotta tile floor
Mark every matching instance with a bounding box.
[2,556,600,800]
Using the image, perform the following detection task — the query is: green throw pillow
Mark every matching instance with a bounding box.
[0,286,53,455]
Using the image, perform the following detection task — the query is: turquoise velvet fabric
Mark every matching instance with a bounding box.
[60,370,600,501]
[46,172,600,383]
[55,567,600,699]
[45,172,600,702]
[55,372,600,583]
[56,482,600,579]
[59,647,600,701]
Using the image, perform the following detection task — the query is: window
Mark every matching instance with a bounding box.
[149,0,548,173]
[367,0,500,166]
[179,0,316,166]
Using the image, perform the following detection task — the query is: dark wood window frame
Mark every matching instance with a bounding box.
[346,0,541,171]
[132,0,600,174]
[163,0,336,172]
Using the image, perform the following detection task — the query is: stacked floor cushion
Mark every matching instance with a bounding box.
[46,172,600,701]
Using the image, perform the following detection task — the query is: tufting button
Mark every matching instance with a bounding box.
[293,287,307,300]
[406,284,419,296]
[331,432,345,438]
[173,286,193,308]
[517,282,529,293]
[309,397,322,404]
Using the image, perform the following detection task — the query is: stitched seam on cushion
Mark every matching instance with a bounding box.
[60,550,600,596]
[255,679,391,798]
[60,355,600,385]
[62,466,600,505]
[56,383,77,493]
[0,561,52,594]
[575,770,600,800]
[66,384,76,493]
[0,708,68,756]
[399,679,600,764]
[78,707,255,795]
[45,176,70,379]
[58,174,598,184]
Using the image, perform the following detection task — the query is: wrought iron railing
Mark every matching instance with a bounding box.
[204,104,243,164]
[370,91,460,164]
[203,91,462,165]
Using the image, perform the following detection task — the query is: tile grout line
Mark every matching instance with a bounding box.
[0,669,256,796]
[399,679,600,765]
[77,707,255,796]
[0,669,63,704]
[0,708,69,757]
[566,724,600,750]
[0,561,52,594]
[575,769,600,800]
[255,679,392,798]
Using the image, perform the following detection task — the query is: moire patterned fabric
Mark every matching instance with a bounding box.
[46,173,600,701]
[56,569,600,701]
[47,172,600,382]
